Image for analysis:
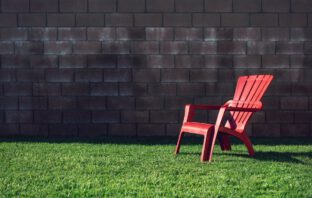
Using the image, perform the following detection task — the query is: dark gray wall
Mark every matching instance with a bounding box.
[0,0,311,137]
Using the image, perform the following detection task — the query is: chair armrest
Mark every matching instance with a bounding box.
[182,104,224,123]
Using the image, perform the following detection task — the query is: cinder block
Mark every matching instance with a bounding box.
[106,96,135,110]
[63,111,91,123]
[133,69,160,82]
[121,111,148,123]
[17,69,45,82]
[250,14,278,27]
[276,42,303,54]
[292,0,312,12]
[281,97,308,110]
[262,28,289,41]
[2,0,29,12]
[103,69,131,82]
[30,0,58,12]
[221,14,249,27]
[146,55,174,68]
[92,111,120,123]
[34,110,61,123]
[252,124,280,137]
[0,69,16,82]
[262,55,289,68]
[281,124,310,137]
[233,0,261,12]
[193,14,220,27]
[164,14,191,27]
[160,41,188,54]
[88,0,116,12]
[291,55,312,68]
[266,111,294,123]
[118,0,145,12]
[131,41,159,54]
[137,124,165,136]
[49,97,77,110]
[62,83,90,96]
[76,14,104,27]
[88,55,117,68]
[175,28,203,41]
[15,41,43,54]
[20,96,48,110]
[304,42,312,54]
[150,110,179,123]
[177,83,205,96]
[102,41,130,54]
[59,55,87,68]
[60,0,87,12]
[119,83,148,96]
[4,83,32,96]
[49,124,78,137]
[73,41,101,54]
[105,14,133,27]
[146,0,174,12]
[134,14,162,27]
[204,55,232,68]
[190,41,217,54]
[218,41,246,55]
[205,0,232,12]
[47,14,75,27]
[136,97,164,110]
[117,55,146,68]
[0,14,17,27]
[294,111,312,123]
[146,28,173,40]
[46,69,74,82]
[18,14,46,27]
[165,96,193,110]
[58,28,86,41]
[233,55,261,68]
[31,55,58,68]
[91,83,118,96]
[87,28,115,41]
[33,83,61,96]
[161,69,189,82]
[233,28,261,41]
[78,124,107,137]
[148,83,176,95]
[28,28,57,41]
[292,82,312,95]
[166,124,180,136]
[45,41,72,55]
[175,55,204,68]
[190,69,218,82]
[176,0,203,12]
[108,124,136,136]
[247,41,275,55]
[291,28,312,41]
[78,96,106,110]
[0,42,14,54]
[117,28,145,40]
[279,14,307,27]
[20,124,49,137]
[5,111,33,123]
[0,97,18,110]
[0,28,27,40]
[75,69,102,82]
[205,28,233,41]
[0,125,20,136]
[262,0,290,12]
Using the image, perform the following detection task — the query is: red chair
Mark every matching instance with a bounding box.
[175,75,274,162]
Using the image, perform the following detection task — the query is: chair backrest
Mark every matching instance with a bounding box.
[224,75,274,132]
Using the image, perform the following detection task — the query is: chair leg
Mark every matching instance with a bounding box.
[175,130,184,154]
[219,134,231,151]
[241,135,255,156]
[201,130,213,162]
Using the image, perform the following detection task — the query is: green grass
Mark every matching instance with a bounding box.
[0,137,312,197]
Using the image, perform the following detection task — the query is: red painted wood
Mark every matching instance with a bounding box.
[175,74,274,162]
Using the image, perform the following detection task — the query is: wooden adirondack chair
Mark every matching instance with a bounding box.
[175,74,274,162]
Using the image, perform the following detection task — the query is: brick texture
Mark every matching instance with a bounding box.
[0,0,310,137]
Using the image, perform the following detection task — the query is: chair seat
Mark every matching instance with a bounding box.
[182,122,214,135]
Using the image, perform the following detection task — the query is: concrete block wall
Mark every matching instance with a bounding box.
[0,0,311,137]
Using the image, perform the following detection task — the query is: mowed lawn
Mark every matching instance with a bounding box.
[0,137,312,197]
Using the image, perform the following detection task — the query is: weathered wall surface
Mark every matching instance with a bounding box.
[0,0,311,137]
